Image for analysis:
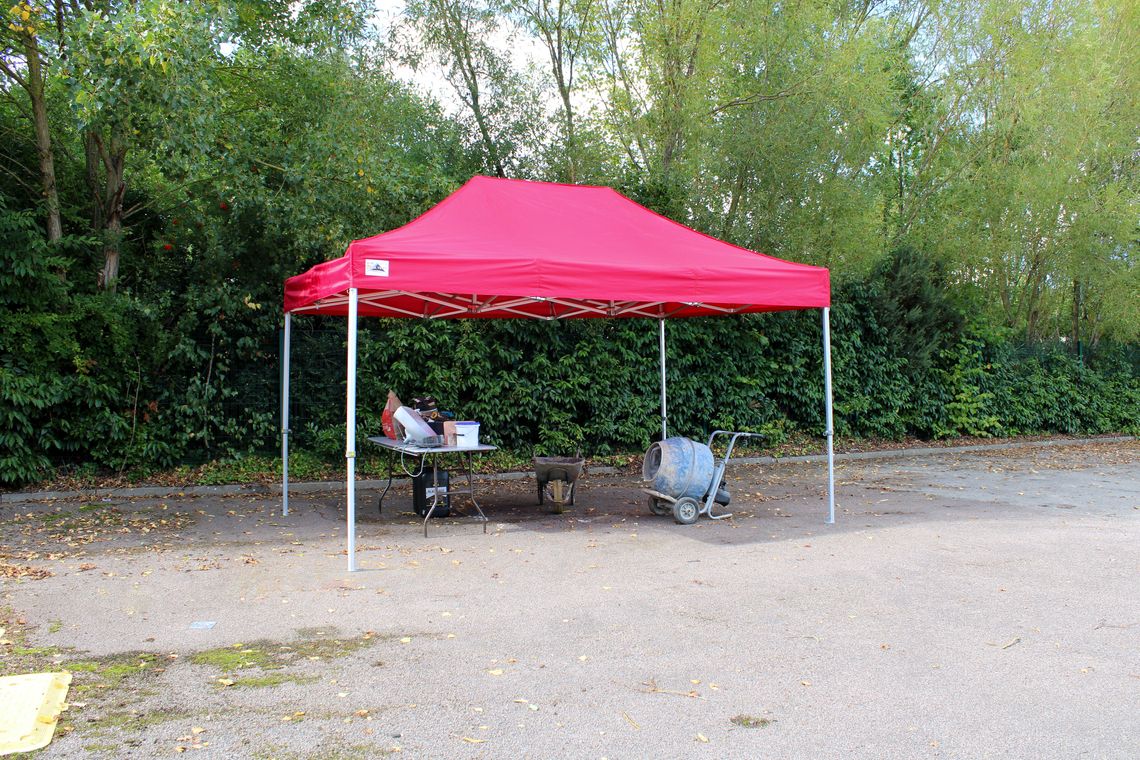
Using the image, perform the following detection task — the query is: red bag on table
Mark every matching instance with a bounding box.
[382,390,403,439]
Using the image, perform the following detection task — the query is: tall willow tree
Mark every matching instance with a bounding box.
[898,0,1138,342]
[402,0,545,177]
[500,0,598,182]
[692,0,897,270]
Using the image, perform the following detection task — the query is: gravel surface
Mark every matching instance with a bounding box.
[1,440,1137,759]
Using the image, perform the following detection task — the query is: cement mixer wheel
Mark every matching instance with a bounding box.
[648,496,670,516]
[673,497,700,525]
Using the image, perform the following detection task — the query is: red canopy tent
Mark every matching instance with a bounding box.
[283,176,837,570]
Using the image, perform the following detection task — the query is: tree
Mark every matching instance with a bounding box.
[501,0,598,181]
[403,0,542,177]
[903,0,1138,341]
[62,1,224,289]
[1,1,61,241]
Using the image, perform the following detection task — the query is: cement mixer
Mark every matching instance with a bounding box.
[642,431,765,524]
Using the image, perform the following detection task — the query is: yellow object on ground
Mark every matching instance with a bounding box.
[0,672,72,755]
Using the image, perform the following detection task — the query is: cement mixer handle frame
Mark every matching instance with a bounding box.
[706,430,767,451]
[702,431,767,520]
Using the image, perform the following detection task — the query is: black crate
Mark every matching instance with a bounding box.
[412,469,450,517]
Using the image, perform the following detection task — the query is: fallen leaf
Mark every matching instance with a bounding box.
[461,737,485,744]
[696,733,709,743]
[487,668,504,676]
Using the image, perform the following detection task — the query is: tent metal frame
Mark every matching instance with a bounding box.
[282,295,836,572]
[289,291,749,321]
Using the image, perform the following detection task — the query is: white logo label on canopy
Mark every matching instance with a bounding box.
[364,259,390,277]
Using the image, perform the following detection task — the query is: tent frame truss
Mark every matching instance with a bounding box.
[289,291,749,321]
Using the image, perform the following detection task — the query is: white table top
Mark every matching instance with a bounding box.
[367,435,497,455]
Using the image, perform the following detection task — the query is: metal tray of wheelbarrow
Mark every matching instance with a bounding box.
[534,456,585,513]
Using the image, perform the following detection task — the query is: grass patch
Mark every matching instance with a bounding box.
[0,608,68,676]
[82,708,189,733]
[731,714,776,728]
[1,608,175,745]
[65,652,164,694]
[253,743,399,760]
[191,629,380,686]
[191,644,283,671]
[35,511,69,522]
[229,673,320,689]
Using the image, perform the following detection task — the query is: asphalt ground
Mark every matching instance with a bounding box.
[1,440,1137,759]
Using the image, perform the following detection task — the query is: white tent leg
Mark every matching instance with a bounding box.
[346,288,359,572]
[281,313,291,517]
[658,319,668,440]
[822,307,836,524]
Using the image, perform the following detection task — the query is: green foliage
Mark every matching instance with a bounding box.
[934,338,1001,438]
[0,199,128,482]
[867,247,965,376]
[987,343,1140,437]
[0,0,1136,486]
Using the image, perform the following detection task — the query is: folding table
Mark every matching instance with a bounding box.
[367,436,497,536]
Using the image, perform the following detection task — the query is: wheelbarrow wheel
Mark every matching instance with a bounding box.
[673,496,700,525]
[648,496,670,516]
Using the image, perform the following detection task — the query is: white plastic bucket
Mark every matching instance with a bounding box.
[455,421,480,448]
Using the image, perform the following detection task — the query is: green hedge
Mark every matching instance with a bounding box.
[1,205,1136,487]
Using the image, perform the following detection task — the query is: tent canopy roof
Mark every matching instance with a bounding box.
[284,176,830,320]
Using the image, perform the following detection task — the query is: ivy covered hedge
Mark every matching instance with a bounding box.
[2,210,1135,488]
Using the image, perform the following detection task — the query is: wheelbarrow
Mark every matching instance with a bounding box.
[643,431,765,524]
[534,456,585,514]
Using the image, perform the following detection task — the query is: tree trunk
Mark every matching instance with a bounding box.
[25,35,62,243]
[1071,278,1082,361]
[98,131,128,290]
[721,166,747,239]
[560,85,576,183]
[85,131,105,231]
[433,0,506,178]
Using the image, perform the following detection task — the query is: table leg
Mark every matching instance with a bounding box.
[465,452,489,533]
[378,449,394,514]
[423,454,439,538]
